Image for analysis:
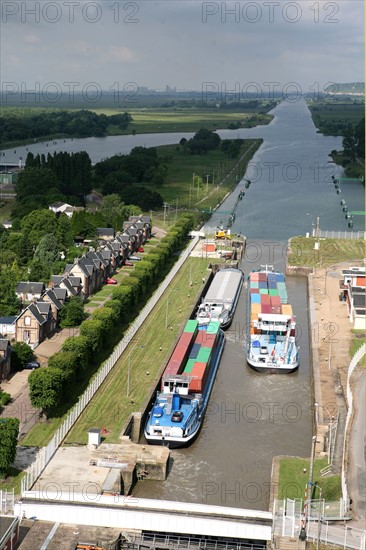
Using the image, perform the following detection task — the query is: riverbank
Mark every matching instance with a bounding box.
[273,248,365,518]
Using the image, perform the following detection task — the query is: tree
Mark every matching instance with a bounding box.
[28,368,65,416]
[15,167,61,203]
[48,351,79,379]
[0,418,19,475]
[58,297,86,328]
[56,214,73,248]
[79,319,104,351]
[92,307,116,334]
[20,209,58,246]
[11,342,34,371]
[62,335,90,373]
[0,269,22,316]
[33,234,60,264]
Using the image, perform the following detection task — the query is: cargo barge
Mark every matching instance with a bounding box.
[196,268,243,329]
[246,266,299,373]
[144,319,225,447]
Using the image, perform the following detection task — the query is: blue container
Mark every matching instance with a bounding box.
[259,282,267,289]
[251,294,261,303]
[268,282,277,289]
[276,274,285,282]
[189,343,201,359]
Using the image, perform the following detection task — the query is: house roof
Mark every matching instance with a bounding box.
[96,227,114,237]
[25,304,46,325]
[68,276,82,287]
[0,316,16,325]
[342,268,366,276]
[0,338,9,351]
[43,289,62,310]
[52,287,67,301]
[60,278,77,296]
[49,201,69,208]
[16,282,45,294]
[51,275,63,285]
[35,301,51,316]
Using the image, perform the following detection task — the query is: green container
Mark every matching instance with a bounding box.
[277,282,286,289]
[184,358,196,373]
[259,289,269,294]
[207,321,220,334]
[250,281,259,288]
[269,289,279,296]
[196,347,212,363]
[184,319,198,333]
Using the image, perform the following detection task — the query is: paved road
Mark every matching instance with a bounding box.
[348,368,366,527]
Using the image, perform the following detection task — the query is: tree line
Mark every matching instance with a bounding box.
[28,215,195,418]
[0,109,132,143]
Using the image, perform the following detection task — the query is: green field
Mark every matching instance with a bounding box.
[288,237,365,268]
[92,107,273,134]
[278,457,341,500]
[21,256,216,447]
[307,101,364,136]
[149,139,262,212]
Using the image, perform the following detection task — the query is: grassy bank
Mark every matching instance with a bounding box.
[151,139,262,211]
[288,237,365,268]
[278,457,341,500]
[21,256,215,447]
[307,101,364,136]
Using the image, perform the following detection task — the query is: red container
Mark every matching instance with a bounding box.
[179,333,196,346]
[250,288,260,293]
[258,273,267,282]
[270,295,281,306]
[260,294,271,305]
[271,306,281,314]
[197,333,216,347]
[170,344,189,363]
[261,304,272,313]
[250,273,259,281]
[190,362,208,392]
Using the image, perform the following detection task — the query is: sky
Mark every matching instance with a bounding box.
[1,0,364,100]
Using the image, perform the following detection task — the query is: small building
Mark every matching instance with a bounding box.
[0,316,16,337]
[48,201,72,215]
[0,515,20,550]
[2,221,12,230]
[15,282,45,303]
[15,302,54,350]
[96,227,115,241]
[0,335,12,381]
[340,267,366,329]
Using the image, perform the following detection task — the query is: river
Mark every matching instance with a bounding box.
[2,98,363,235]
[3,98,363,510]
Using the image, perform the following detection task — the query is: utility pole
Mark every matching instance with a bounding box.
[206,174,209,193]
[163,203,169,227]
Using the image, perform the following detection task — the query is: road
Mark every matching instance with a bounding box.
[348,368,366,527]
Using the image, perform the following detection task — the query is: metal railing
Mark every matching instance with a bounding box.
[21,237,199,494]
[273,498,366,549]
[341,343,366,514]
[317,230,365,240]
[0,489,14,514]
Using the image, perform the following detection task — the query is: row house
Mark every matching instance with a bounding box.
[15,301,55,350]
[50,275,83,299]
[15,282,45,304]
[0,335,11,381]
[0,316,16,339]
[340,267,366,330]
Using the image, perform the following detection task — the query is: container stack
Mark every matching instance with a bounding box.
[249,271,290,320]
[184,321,220,392]
[161,319,198,389]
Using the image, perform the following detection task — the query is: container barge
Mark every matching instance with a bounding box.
[246,266,299,373]
[196,268,243,329]
[144,319,225,447]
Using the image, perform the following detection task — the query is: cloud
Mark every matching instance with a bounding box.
[109,46,140,63]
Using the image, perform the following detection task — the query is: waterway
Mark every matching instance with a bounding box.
[2,98,363,235]
[134,243,311,511]
[3,98,363,510]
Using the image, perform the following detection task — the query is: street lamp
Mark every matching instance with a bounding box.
[127,344,145,397]
[165,288,180,329]
[300,435,317,541]
[309,482,323,550]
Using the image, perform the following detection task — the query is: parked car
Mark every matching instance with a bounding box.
[105,277,117,284]
[138,246,144,253]
[24,361,40,370]
[129,256,141,261]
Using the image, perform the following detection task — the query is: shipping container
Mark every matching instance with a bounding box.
[251,303,261,314]
[259,288,269,294]
[184,319,198,333]
[250,273,260,281]
[281,304,293,316]
[207,321,220,335]
[260,294,271,305]
[271,306,282,314]
[250,281,259,288]
[259,281,267,289]
[269,289,279,296]
[196,347,212,363]
[250,288,260,293]
[190,362,208,392]
[276,274,285,282]
[258,273,267,282]
[251,294,261,304]
[183,358,196,373]
[270,295,281,306]
[203,242,215,253]
[189,343,201,359]
[261,304,272,313]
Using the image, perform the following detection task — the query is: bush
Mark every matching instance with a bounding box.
[11,342,34,371]
[0,390,11,407]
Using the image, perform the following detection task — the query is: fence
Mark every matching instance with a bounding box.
[0,489,14,514]
[341,343,366,513]
[273,498,366,549]
[318,230,365,240]
[21,237,199,494]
